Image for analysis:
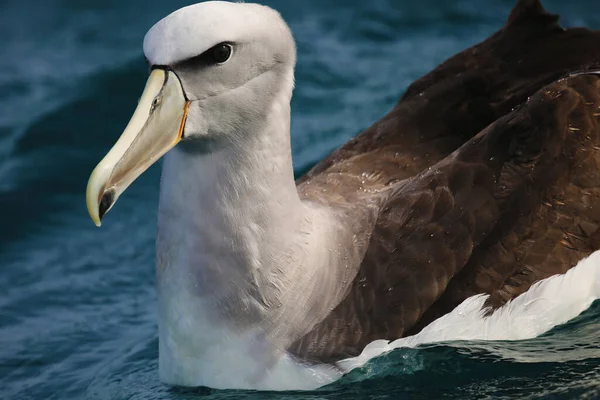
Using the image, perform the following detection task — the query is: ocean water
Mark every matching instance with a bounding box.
[1,0,600,399]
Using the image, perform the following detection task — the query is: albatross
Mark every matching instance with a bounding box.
[86,0,600,390]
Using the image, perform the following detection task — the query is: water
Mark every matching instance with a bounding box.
[1,0,599,398]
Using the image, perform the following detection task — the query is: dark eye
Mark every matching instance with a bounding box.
[211,43,232,64]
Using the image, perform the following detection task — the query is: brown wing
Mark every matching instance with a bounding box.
[410,74,600,333]
[291,72,600,363]
[299,0,600,187]
[290,0,600,363]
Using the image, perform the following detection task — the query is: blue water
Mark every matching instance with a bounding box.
[1,0,599,398]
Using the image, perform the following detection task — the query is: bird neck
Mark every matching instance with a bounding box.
[156,84,307,299]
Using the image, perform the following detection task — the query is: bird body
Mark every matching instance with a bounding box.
[86,0,600,390]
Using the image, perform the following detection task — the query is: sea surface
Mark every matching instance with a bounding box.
[1,0,600,399]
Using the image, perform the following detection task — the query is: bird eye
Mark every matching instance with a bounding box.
[211,43,232,64]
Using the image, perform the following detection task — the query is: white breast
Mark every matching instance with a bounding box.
[157,263,344,390]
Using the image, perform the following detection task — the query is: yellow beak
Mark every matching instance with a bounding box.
[86,69,189,226]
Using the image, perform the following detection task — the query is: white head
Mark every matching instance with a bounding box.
[86,1,297,225]
[143,1,295,67]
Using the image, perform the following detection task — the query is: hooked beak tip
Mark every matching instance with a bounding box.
[98,189,115,225]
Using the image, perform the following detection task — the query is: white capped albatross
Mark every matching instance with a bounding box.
[86,0,600,391]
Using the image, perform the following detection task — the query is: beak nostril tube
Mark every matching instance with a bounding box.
[99,190,115,221]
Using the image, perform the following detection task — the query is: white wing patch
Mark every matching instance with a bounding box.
[337,249,600,373]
